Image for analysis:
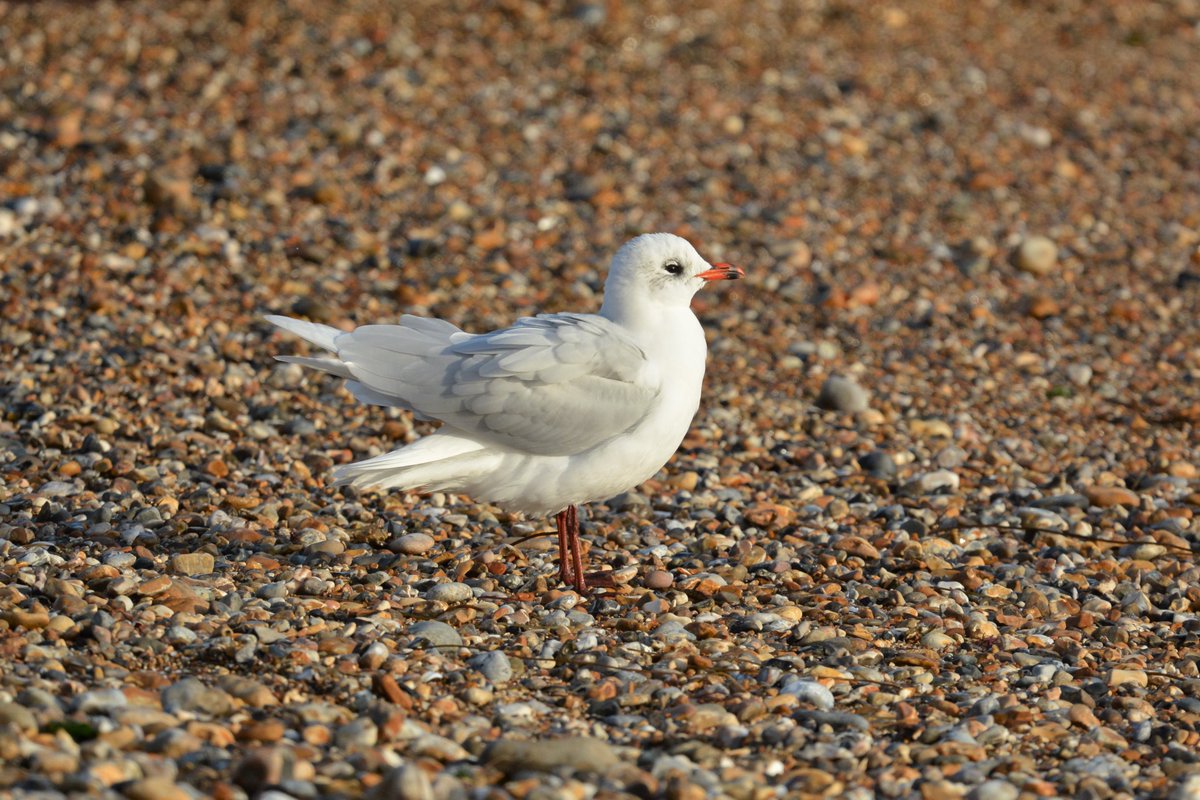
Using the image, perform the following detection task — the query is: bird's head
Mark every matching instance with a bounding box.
[601,233,743,317]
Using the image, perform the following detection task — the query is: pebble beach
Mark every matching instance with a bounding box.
[1,1,1199,798]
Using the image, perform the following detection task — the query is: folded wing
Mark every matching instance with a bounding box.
[267,312,660,456]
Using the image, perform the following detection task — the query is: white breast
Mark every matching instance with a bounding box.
[469,307,708,515]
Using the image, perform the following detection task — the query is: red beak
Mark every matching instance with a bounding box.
[696,262,745,282]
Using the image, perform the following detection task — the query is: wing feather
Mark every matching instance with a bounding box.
[271,312,659,456]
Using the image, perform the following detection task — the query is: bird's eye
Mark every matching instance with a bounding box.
[663,260,683,275]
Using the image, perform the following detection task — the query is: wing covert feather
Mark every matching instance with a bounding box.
[338,313,659,455]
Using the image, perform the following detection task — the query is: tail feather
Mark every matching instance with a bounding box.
[264,315,342,351]
[276,354,352,380]
[332,431,493,492]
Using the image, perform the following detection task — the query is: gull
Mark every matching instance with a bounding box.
[266,233,743,592]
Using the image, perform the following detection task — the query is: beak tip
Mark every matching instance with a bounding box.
[698,263,745,282]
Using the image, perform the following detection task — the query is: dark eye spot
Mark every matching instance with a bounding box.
[664,260,683,275]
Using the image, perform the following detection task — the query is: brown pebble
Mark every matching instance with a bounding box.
[666,471,700,491]
[644,569,674,590]
[123,777,193,800]
[4,609,51,630]
[1027,294,1061,319]
[1108,668,1148,688]
[1068,704,1101,729]
[473,226,507,250]
[1083,485,1139,508]
[169,552,215,576]
[238,719,287,743]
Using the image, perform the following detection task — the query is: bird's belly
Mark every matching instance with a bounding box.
[464,385,700,516]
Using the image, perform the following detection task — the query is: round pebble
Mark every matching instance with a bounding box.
[1014,235,1059,275]
[815,375,870,413]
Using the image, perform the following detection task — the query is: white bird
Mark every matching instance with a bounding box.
[266,233,743,592]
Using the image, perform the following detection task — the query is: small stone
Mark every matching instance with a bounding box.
[1108,668,1148,688]
[1083,485,1140,508]
[359,641,390,670]
[217,676,278,708]
[780,680,835,710]
[816,375,869,413]
[257,581,289,599]
[473,226,507,250]
[1129,542,1167,560]
[833,535,880,559]
[858,450,897,479]
[1014,235,1058,275]
[233,747,286,794]
[609,491,650,510]
[1017,507,1069,532]
[1027,294,1061,319]
[467,651,513,685]
[0,702,37,732]
[31,749,79,775]
[239,718,288,743]
[73,688,129,714]
[1066,363,1093,386]
[0,208,17,238]
[483,736,619,775]
[123,777,193,800]
[968,781,1019,800]
[1172,775,1200,800]
[162,677,236,716]
[667,471,700,491]
[143,171,193,212]
[83,759,142,787]
[334,717,378,750]
[910,418,953,439]
[644,569,674,590]
[169,552,215,576]
[3,609,50,629]
[905,469,960,495]
[408,620,463,648]
[1068,704,1101,729]
[391,533,435,555]
[368,763,433,800]
[922,630,956,651]
[423,582,472,603]
[148,728,205,758]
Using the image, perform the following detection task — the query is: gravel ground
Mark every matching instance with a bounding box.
[2,1,1199,798]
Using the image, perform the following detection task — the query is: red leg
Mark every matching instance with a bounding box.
[565,505,616,592]
[565,505,588,592]
[555,509,574,584]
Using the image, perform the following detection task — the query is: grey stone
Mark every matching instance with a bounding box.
[816,375,869,412]
[904,469,960,495]
[1014,235,1058,275]
[408,621,463,648]
[858,450,897,479]
[423,582,472,603]
[0,702,37,732]
[468,651,513,685]
[483,736,619,775]
[161,677,235,716]
[780,679,834,710]
[72,687,129,714]
[968,779,1020,800]
[367,762,433,800]
[334,717,378,750]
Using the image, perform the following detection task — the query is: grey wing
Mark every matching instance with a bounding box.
[335,313,660,456]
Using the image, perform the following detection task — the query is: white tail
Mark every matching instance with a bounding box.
[332,431,494,492]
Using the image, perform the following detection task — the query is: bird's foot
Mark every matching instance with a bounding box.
[569,570,617,594]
